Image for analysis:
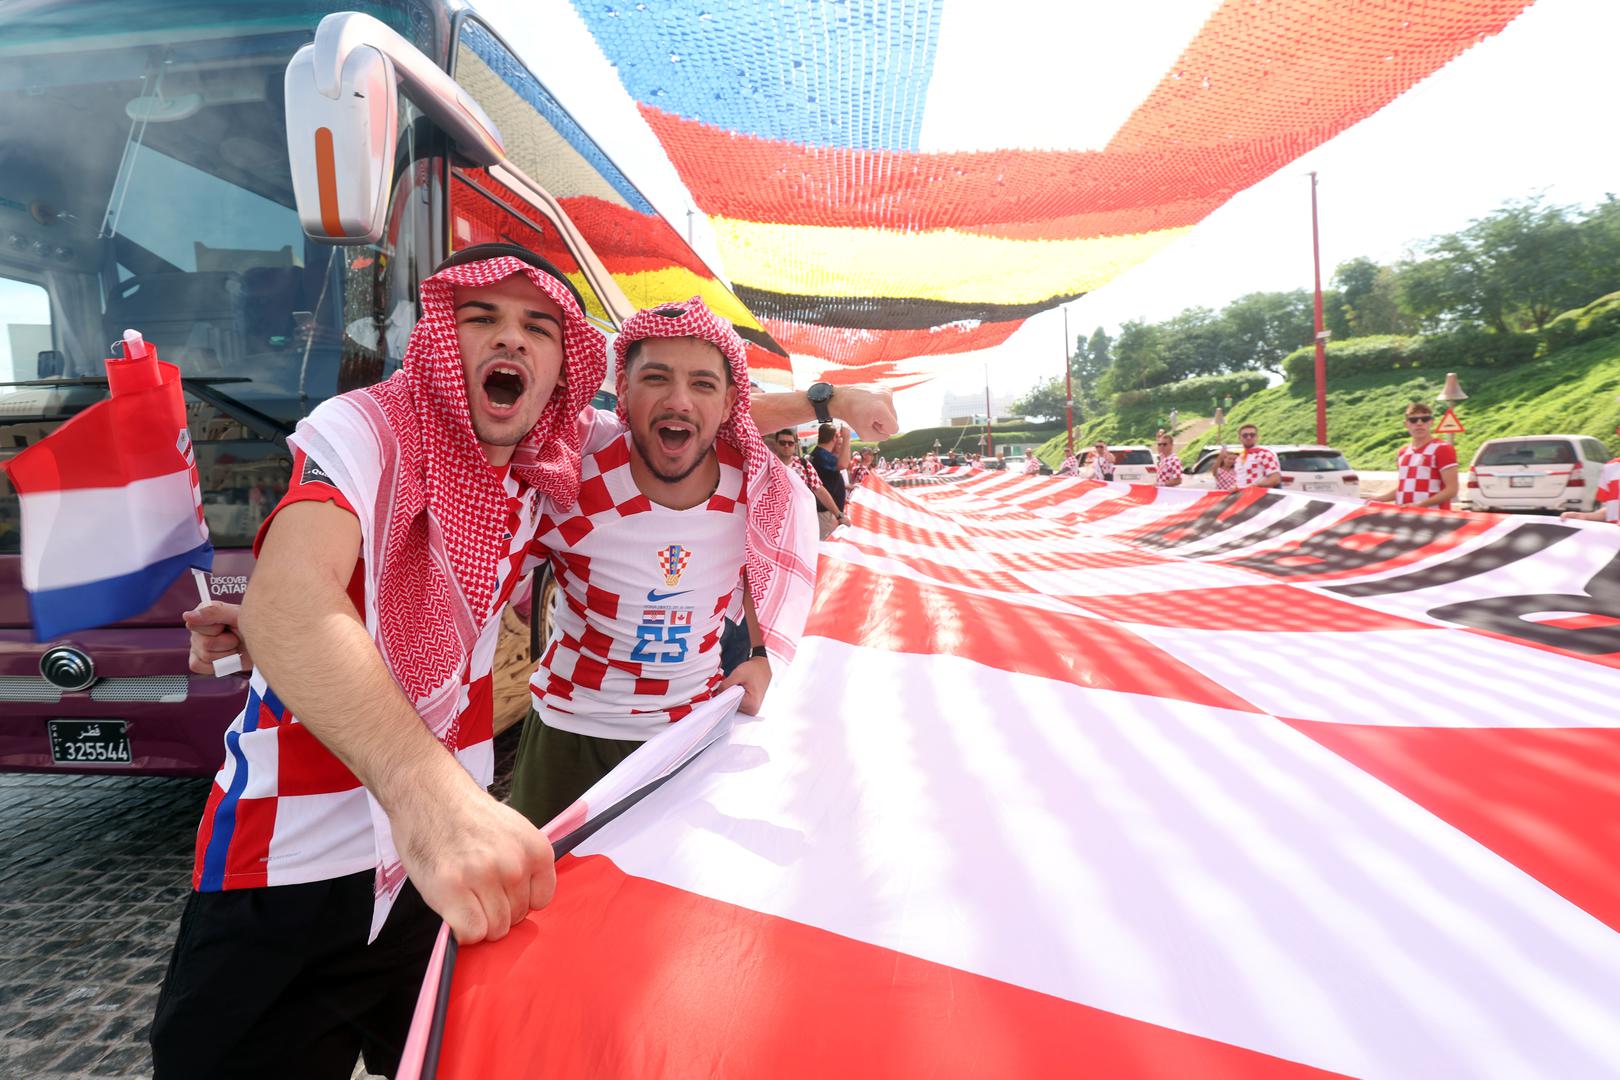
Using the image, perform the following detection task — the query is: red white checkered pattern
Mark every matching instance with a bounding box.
[792,454,821,491]
[1235,446,1280,488]
[191,464,535,892]
[530,417,749,739]
[1156,453,1183,485]
[1394,439,1459,507]
[1597,458,1620,523]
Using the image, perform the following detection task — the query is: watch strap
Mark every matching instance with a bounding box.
[749,644,769,660]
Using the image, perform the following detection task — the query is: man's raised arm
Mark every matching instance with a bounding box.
[751,386,899,441]
[241,500,554,943]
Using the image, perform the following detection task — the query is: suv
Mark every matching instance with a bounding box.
[1184,444,1359,498]
[1464,435,1609,513]
[1084,445,1155,483]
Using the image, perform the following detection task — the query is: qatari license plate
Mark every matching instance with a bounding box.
[47,720,132,766]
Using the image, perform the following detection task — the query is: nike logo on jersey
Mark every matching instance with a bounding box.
[647,588,692,603]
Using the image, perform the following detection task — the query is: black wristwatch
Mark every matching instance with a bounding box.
[749,644,769,660]
[807,381,834,425]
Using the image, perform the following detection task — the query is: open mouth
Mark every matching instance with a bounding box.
[655,421,695,455]
[482,364,527,411]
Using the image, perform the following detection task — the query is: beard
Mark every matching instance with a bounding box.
[630,426,718,485]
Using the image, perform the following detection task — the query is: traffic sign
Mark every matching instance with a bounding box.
[1433,408,1464,435]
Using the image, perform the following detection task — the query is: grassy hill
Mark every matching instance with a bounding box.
[1035,332,1620,469]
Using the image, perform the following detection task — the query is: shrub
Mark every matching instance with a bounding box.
[1544,291,1620,352]
[1281,330,1537,381]
[1282,336,1421,382]
[1114,371,1270,411]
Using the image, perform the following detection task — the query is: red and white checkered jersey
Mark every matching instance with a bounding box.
[1395,438,1459,508]
[192,453,536,891]
[1215,467,1237,491]
[1596,458,1620,523]
[530,413,748,740]
[1156,453,1183,485]
[1235,446,1280,487]
[792,453,821,490]
[1022,456,1041,474]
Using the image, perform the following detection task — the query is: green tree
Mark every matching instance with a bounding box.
[1401,196,1590,332]
[1103,320,1169,395]
[1010,375,1069,422]
[1333,257,1414,336]
[1219,290,1314,372]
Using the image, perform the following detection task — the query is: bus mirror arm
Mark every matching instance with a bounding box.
[308,12,504,164]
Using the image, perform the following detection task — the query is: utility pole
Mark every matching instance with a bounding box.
[1063,305,1075,459]
[984,365,994,458]
[1309,171,1328,445]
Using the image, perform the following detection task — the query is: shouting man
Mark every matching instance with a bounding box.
[153,245,604,1079]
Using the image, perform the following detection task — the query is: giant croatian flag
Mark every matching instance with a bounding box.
[404,470,1620,1077]
[3,331,210,640]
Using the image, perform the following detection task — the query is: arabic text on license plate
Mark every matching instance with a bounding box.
[1510,475,1535,488]
[1304,481,1334,491]
[47,720,132,765]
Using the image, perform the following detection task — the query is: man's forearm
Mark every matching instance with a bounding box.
[240,582,472,816]
[751,386,896,440]
[813,484,840,515]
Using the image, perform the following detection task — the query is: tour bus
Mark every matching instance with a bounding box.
[0,1,790,774]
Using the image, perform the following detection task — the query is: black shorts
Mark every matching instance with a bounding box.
[150,871,441,1080]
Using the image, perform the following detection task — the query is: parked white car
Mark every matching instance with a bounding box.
[1464,435,1609,513]
[1083,445,1155,483]
[1183,444,1360,498]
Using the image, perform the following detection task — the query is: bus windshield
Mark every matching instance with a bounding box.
[0,2,437,554]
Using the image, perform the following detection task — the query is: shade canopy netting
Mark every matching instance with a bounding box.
[568,0,1534,388]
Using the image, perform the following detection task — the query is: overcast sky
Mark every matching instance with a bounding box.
[488,0,1618,429]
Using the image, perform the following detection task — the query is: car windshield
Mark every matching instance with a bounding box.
[1477,440,1577,467]
[1278,451,1350,472]
[1113,449,1154,465]
[0,2,435,553]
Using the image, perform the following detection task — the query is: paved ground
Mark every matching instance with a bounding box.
[0,728,522,1078]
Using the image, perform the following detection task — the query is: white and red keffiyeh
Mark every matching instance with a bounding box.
[613,297,817,663]
[286,255,605,935]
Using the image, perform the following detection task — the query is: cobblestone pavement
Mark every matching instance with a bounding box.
[0,727,522,1079]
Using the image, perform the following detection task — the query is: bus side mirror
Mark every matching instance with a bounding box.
[284,40,397,245]
[283,12,507,247]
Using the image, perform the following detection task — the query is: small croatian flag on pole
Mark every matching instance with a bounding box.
[2,329,211,641]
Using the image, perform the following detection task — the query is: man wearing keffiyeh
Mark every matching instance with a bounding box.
[153,244,606,1079]
[505,297,828,828]
[168,259,899,1077]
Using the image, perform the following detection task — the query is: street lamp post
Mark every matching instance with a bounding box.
[1309,171,1329,445]
[1062,305,1075,459]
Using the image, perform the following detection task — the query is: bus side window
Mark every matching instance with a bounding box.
[448,170,611,328]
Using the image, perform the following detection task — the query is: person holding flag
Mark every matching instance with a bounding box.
[506,298,823,830]
[166,248,897,1078]
[150,245,601,1079]
[1234,423,1282,489]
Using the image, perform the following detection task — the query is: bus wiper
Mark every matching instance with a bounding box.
[0,375,295,443]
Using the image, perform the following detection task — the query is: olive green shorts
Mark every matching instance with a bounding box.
[506,714,643,830]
